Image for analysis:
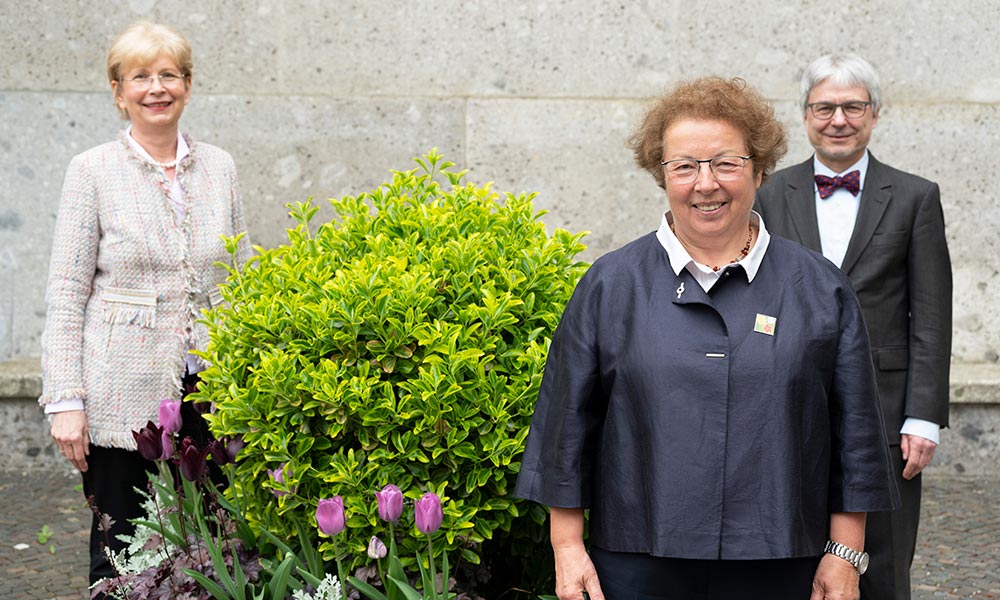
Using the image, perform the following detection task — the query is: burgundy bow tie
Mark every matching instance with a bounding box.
[815,171,861,199]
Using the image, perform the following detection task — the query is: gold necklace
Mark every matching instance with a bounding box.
[671,222,754,272]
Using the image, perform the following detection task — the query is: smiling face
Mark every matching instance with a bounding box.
[662,118,761,248]
[111,54,190,136]
[804,78,878,172]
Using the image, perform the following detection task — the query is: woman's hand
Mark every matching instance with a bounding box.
[553,542,605,600]
[810,554,859,600]
[811,512,865,599]
[550,507,605,600]
[50,410,90,472]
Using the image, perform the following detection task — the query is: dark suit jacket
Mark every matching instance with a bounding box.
[755,155,952,444]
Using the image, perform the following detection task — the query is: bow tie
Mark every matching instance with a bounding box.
[815,171,861,199]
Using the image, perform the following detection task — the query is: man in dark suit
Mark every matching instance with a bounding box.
[755,54,952,600]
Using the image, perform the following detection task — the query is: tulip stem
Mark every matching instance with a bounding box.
[332,536,348,600]
[379,522,393,588]
[169,460,190,552]
[153,461,175,567]
[426,535,438,600]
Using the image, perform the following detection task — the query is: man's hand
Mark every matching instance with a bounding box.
[50,410,89,472]
[810,553,859,600]
[901,433,937,480]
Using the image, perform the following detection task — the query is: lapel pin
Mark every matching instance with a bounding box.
[754,313,777,336]
[676,282,685,299]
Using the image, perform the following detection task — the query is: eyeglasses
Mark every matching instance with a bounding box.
[806,101,872,120]
[660,155,754,184]
[121,71,186,90]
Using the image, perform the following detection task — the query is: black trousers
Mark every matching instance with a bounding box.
[82,376,217,591]
[860,445,921,600]
[590,545,821,600]
[82,443,157,588]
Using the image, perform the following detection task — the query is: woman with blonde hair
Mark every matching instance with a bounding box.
[39,21,251,590]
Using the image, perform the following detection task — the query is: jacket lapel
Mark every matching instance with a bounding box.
[840,154,892,275]
[782,159,823,253]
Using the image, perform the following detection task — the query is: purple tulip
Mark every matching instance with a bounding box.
[367,535,387,559]
[160,429,175,461]
[268,464,289,497]
[224,436,245,463]
[316,496,346,536]
[414,492,443,534]
[132,421,164,461]
[206,439,228,465]
[375,484,403,523]
[158,399,183,434]
[178,437,208,482]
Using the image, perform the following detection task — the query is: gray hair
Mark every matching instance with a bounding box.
[800,54,882,115]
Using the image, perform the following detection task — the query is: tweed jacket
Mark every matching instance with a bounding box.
[39,131,252,449]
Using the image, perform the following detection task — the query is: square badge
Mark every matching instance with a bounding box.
[754,313,776,336]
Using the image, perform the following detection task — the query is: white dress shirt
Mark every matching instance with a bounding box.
[813,151,939,444]
[655,210,770,293]
[814,152,867,269]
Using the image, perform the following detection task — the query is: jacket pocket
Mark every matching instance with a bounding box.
[869,230,908,247]
[874,347,908,371]
[101,286,157,328]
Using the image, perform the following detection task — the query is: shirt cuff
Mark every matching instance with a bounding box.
[44,398,85,414]
[900,417,940,444]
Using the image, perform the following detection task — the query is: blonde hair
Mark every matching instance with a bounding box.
[107,21,192,119]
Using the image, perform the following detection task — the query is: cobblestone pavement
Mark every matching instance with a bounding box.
[911,475,1000,599]
[1,471,997,599]
[0,469,89,600]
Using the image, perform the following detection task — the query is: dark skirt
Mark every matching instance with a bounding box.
[590,545,821,600]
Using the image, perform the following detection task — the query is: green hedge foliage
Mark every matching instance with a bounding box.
[193,150,588,577]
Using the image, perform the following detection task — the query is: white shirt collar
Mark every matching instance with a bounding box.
[813,150,869,188]
[655,210,771,292]
[125,126,189,168]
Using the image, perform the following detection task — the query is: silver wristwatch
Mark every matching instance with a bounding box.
[824,540,869,575]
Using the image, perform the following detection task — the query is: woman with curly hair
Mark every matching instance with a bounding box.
[516,77,899,600]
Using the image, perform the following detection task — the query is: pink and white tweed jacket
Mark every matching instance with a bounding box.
[39,131,252,449]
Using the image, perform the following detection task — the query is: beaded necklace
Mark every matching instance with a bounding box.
[152,158,178,169]
[671,222,754,272]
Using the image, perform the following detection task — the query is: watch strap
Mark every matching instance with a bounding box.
[824,540,866,573]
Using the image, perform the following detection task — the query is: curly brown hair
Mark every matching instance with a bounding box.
[628,77,787,188]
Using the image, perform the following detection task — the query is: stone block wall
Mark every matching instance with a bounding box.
[2,1,999,363]
[3,359,998,475]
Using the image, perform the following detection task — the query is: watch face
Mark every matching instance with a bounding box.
[858,552,870,575]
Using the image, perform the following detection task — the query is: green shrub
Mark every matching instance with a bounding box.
[193,150,587,583]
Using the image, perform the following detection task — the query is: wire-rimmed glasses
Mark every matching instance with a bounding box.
[806,101,872,120]
[660,155,754,185]
[121,71,187,90]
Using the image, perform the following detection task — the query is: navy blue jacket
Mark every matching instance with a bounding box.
[515,232,900,560]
